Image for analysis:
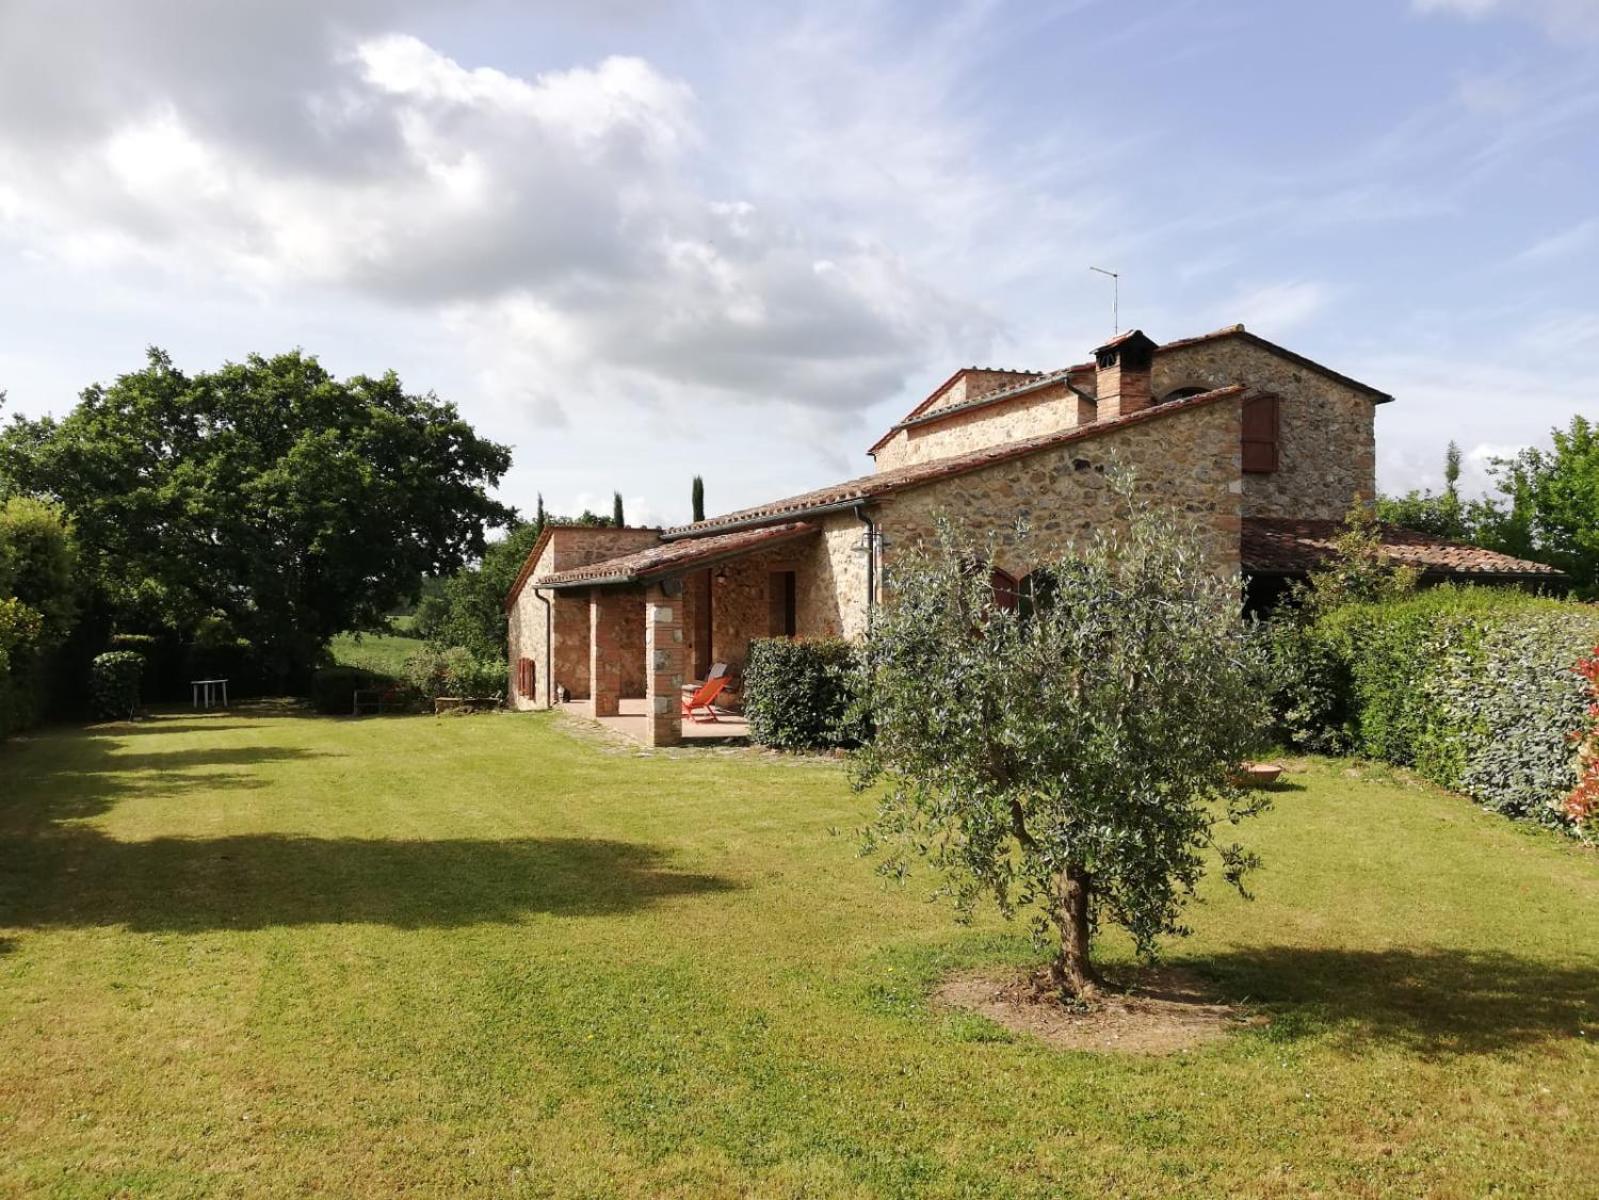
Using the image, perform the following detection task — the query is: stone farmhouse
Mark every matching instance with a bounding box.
[505,324,1560,744]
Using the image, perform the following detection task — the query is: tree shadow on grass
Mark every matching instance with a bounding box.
[3,728,332,828]
[1195,946,1598,1056]
[0,831,737,933]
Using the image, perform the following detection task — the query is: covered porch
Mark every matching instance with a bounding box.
[534,521,827,746]
[559,697,749,745]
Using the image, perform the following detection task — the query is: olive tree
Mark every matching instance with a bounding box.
[855,479,1270,999]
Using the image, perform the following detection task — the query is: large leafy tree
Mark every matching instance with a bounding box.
[1475,415,1599,594]
[0,349,512,685]
[856,483,1270,999]
[415,520,545,661]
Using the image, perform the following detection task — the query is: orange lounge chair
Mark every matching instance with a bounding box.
[682,674,732,723]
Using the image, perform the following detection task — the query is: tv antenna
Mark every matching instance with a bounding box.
[1089,266,1119,334]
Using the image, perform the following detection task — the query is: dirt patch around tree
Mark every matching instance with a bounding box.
[934,965,1266,1054]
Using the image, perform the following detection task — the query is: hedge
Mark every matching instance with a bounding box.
[402,646,504,701]
[89,650,146,721]
[1270,587,1599,831]
[743,637,865,750]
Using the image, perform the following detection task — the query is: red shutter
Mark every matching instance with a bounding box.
[517,657,535,697]
[1242,394,1279,474]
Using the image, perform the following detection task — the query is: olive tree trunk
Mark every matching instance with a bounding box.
[1052,863,1103,999]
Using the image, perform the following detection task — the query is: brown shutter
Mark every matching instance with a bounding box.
[990,568,1018,612]
[1242,394,1279,474]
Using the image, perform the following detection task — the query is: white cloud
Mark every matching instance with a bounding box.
[1220,281,1332,336]
[0,19,987,429]
[1514,217,1599,263]
[1414,0,1599,38]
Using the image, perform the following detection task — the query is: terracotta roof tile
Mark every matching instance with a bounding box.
[533,522,818,588]
[1241,517,1565,580]
[666,385,1250,539]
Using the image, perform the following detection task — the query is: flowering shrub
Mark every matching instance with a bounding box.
[1567,647,1599,840]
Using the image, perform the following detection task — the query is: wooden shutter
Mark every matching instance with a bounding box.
[990,568,1018,612]
[517,657,535,697]
[1242,394,1279,474]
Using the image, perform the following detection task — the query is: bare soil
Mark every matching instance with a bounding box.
[934,965,1265,1054]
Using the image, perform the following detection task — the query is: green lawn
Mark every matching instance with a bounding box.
[0,709,1595,1198]
[327,620,424,676]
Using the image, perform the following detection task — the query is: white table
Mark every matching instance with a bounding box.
[191,678,229,709]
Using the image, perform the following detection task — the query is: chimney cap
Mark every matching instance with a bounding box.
[1092,328,1157,357]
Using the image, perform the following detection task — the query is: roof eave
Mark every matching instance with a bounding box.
[661,497,869,542]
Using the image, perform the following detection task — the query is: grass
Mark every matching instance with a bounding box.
[0,709,1595,1198]
[327,618,424,676]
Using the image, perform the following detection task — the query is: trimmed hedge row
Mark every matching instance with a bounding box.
[1270,587,1599,831]
[742,637,865,750]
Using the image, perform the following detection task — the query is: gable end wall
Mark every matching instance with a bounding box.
[1153,340,1375,520]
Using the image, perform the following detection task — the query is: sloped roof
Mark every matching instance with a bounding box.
[865,366,1049,455]
[665,384,1250,539]
[1241,517,1565,580]
[532,521,818,588]
[867,324,1393,458]
[503,524,663,610]
[896,366,1095,434]
[1159,325,1393,403]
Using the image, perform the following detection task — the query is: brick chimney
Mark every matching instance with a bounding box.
[1093,329,1157,421]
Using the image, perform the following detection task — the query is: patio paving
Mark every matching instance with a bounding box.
[558,698,749,745]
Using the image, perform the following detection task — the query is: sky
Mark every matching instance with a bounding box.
[1,0,1596,530]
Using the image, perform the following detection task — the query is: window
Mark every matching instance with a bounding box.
[989,567,1018,612]
[1017,568,1056,621]
[1160,385,1209,404]
[768,570,797,637]
[1242,393,1280,473]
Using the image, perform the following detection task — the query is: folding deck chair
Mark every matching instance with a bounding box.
[682,674,732,723]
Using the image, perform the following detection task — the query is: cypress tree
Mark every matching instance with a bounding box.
[691,475,705,523]
[612,491,625,528]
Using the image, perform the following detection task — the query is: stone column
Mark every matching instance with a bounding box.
[644,581,684,747]
[589,588,624,717]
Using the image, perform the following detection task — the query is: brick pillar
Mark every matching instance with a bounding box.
[644,582,684,747]
[589,588,624,717]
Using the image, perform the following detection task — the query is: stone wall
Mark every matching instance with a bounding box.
[506,526,662,709]
[878,395,1245,581]
[795,513,869,640]
[1153,339,1376,520]
[873,381,1094,472]
[506,537,558,710]
[701,543,811,677]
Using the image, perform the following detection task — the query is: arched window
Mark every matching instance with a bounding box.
[1159,385,1209,404]
[989,567,1018,612]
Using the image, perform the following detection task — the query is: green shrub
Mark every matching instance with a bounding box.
[1270,587,1599,831]
[402,646,503,701]
[743,637,864,750]
[89,650,145,720]
[0,596,45,738]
